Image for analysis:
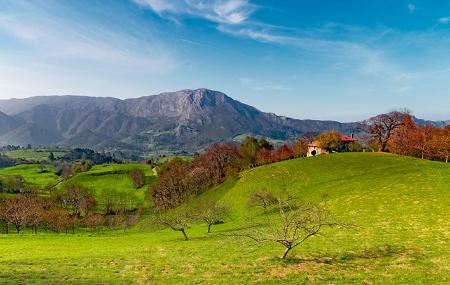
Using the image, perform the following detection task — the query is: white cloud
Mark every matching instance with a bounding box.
[438,16,450,24]
[408,3,416,13]
[0,3,175,71]
[221,24,417,82]
[133,0,254,24]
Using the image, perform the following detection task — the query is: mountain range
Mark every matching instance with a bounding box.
[0,88,447,154]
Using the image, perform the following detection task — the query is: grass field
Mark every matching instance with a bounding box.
[0,164,59,189]
[4,149,66,161]
[61,163,155,208]
[0,163,154,203]
[0,153,449,284]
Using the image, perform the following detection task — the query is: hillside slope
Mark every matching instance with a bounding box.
[0,153,448,284]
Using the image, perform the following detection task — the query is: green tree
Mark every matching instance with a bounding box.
[240,136,261,166]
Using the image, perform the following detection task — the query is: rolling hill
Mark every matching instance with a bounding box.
[0,153,449,284]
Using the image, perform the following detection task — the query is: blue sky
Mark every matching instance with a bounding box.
[1,0,450,121]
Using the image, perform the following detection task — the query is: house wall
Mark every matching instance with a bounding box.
[307,146,328,157]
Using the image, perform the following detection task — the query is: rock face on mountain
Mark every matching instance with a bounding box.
[0,88,369,152]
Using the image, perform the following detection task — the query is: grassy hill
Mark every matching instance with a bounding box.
[0,163,154,205]
[0,153,449,284]
[0,164,59,189]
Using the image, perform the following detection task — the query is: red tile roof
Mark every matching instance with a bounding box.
[340,135,357,142]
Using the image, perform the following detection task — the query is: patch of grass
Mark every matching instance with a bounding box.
[0,153,449,284]
[60,163,155,208]
[0,164,59,189]
[5,149,66,161]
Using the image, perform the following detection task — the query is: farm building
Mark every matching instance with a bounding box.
[307,135,357,157]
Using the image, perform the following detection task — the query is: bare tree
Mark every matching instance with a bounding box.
[56,184,96,217]
[45,207,72,234]
[84,214,104,232]
[155,209,193,241]
[0,196,33,233]
[198,201,230,233]
[368,111,408,152]
[232,199,353,259]
[248,190,277,214]
[129,168,145,189]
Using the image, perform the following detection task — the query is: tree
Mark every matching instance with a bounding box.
[233,199,353,259]
[150,144,242,210]
[0,198,8,234]
[155,209,193,241]
[413,125,435,160]
[129,168,145,189]
[292,138,308,157]
[240,136,261,166]
[389,115,418,156]
[48,152,55,161]
[255,148,273,165]
[71,160,91,175]
[0,196,33,233]
[45,207,72,234]
[55,184,96,217]
[248,190,277,214]
[84,214,104,231]
[272,144,294,162]
[436,127,450,163]
[317,132,343,153]
[198,201,230,233]
[368,111,408,152]
[258,138,273,151]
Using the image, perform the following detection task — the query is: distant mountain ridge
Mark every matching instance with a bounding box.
[0,89,447,153]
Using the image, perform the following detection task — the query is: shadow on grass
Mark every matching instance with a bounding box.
[273,244,409,265]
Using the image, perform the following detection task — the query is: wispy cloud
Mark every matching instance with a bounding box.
[438,16,450,24]
[0,1,175,71]
[408,3,416,13]
[133,0,255,24]
[220,24,414,82]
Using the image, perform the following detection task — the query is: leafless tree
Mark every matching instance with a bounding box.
[84,214,104,232]
[155,209,193,241]
[248,190,277,214]
[198,201,230,233]
[0,196,33,233]
[129,168,145,189]
[57,184,96,217]
[368,111,408,152]
[232,199,354,259]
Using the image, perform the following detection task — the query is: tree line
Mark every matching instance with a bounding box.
[368,111,450,162]
[0,168,146,234]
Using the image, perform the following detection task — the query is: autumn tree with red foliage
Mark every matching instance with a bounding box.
[389,114,450,162]
[150,143,242,210]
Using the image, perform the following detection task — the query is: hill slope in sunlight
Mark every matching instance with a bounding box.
[1,153,449,284]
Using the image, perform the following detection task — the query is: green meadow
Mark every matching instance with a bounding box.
[0,153,449,284]
[5,149,66,161]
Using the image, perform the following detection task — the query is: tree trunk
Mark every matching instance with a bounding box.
[281,247,292,259]
[16,226,20,234]
[207,224,211,233]
[180,229,188,241]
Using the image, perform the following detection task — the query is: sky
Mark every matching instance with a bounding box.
[1,0,450,121]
